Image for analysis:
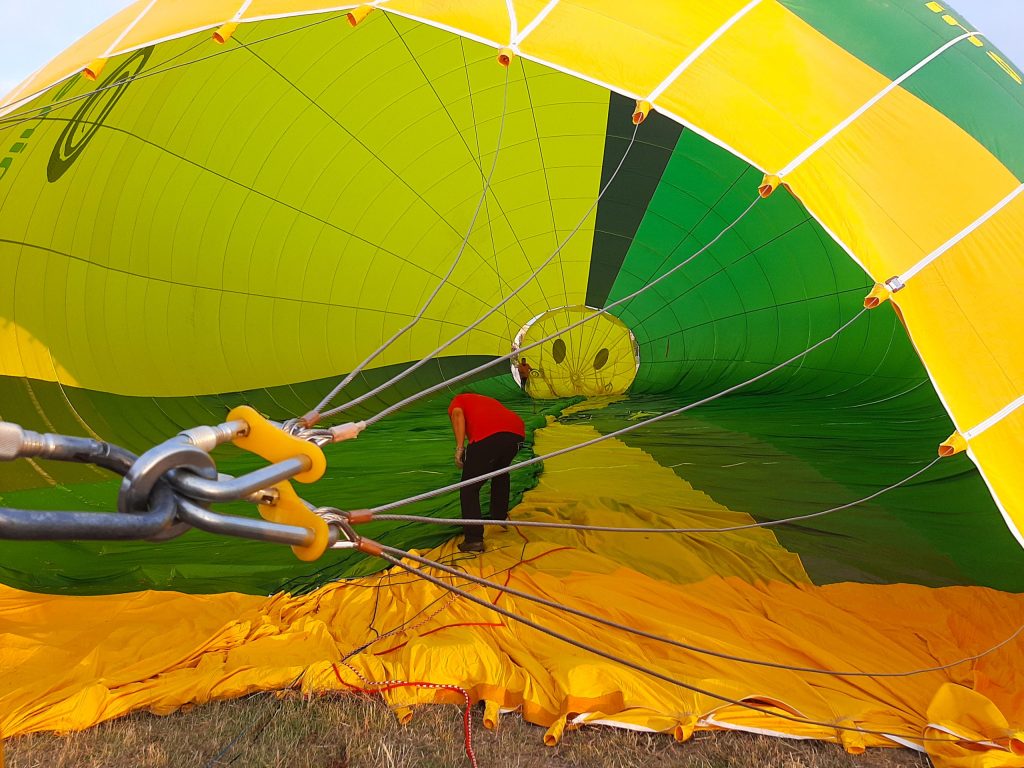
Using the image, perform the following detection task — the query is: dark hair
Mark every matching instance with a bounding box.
[520,357,527,364]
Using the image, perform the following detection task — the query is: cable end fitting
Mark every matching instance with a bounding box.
[938,431,967,457]
[346,7,373,26]
[329,421,366,443]
[346,509,374,525]
[497,47,514,67]
[213,22,238,44]
[632,100,651,125]
[357,537,384,557]
[0,422,28,461]
[299,410,321,428]
[83,58,107,81]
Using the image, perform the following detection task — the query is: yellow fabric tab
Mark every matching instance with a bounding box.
[346,7,373,27]
[863,283,891,309]
[212,21,238,44]
[82,58,107,81]
[939,431,967,457]
[227,405,326,483]
[115,0,243,52]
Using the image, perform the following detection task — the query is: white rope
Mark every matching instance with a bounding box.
[504,0,519,45]
[778,31,978,178]
[230,0,255,21]
[898,181,1024,285]
[512,0,561,50]
[100,0,161,59]
[646,0,764,103]
[312,67,511,415]
[964,394,1024,441]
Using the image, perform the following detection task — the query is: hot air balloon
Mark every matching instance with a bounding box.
[0,2,1022,766]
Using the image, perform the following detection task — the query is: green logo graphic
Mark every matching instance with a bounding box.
[47,46,153,183]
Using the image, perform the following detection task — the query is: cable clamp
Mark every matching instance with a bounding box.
[228,405,325,482]
[884,275,906,293]
[319,507,362,550]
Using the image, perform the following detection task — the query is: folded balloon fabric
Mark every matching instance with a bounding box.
[0,422,1021,768]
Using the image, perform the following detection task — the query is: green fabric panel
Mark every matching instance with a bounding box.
[605,128,924,400]
[779,0,1024,179]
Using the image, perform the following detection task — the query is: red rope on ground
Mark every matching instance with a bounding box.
[331,662,478,768]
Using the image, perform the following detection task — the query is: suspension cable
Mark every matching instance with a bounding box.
[315,122,643,419]
[366,307,865,513]
[376,547,1001,747]
[377,543,1022,679]
[362,455,941,533]
[353,195,761,427]
[312,67,512,416]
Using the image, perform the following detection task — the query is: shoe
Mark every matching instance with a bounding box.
[458,541,485,553]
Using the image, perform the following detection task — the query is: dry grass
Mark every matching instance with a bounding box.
[3,693,933,768]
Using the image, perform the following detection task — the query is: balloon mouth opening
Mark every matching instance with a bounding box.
[510,305,640,399]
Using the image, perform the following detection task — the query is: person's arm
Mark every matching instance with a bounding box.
[450,407,466,468]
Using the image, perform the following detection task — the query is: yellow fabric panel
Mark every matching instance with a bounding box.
[520,421,808,584]
[240,1,356,20]
[0,1,150,107]
[117,0,245,50]
[969,411,1024,548]
[787,96,1020,281]
[653,0,890,173]
[889,190,1024,430]
[2,419,1023,768]
[520,0,753,98]
[384,0,510,45]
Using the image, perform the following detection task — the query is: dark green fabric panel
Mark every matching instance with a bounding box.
[579,391,1024,593]
[780,0,1024,179]
[585,94,682,308]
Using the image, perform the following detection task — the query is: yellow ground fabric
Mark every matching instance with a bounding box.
[1,420,1022,766]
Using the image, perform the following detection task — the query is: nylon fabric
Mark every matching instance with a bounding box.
[0,420,1021,768]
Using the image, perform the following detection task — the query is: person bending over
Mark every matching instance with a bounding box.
[448,393,525,553]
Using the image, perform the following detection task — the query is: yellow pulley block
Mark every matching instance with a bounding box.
[227,405,326,483]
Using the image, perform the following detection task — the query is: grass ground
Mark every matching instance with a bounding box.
[4,693,933,768]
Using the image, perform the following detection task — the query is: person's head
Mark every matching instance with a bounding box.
[520,357,527,365]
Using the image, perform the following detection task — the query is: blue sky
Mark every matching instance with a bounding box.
[1,1,1022,98]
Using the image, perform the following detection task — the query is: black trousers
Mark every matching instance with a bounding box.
[460,431,522,544]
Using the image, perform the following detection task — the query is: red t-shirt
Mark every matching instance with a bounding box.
[448,394,525,443]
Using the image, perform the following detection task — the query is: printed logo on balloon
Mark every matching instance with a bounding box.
[47,46,153,183]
